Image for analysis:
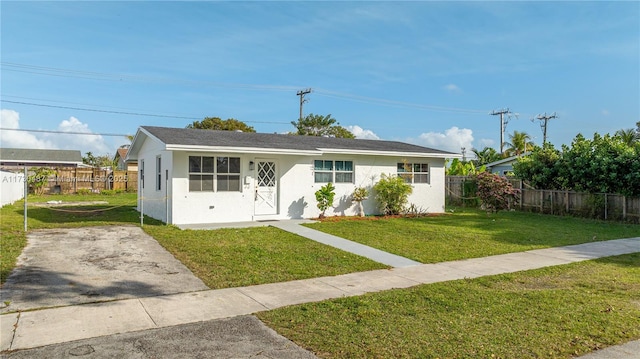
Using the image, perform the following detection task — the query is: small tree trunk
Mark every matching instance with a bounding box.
[357,201,364,217]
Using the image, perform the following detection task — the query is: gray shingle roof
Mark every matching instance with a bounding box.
[0,148,83,166]
[141,126,455,156]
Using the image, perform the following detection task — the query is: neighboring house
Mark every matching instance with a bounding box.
[0,148,83,201]
[484,153,529,175]
[0,148,83,168]
[126,126,460,225]
[114,145,138,171]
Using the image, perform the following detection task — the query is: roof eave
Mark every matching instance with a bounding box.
[319,148,460,159]
[165,144,322,156]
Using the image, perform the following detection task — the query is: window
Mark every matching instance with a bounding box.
[156,156,162,191]
[216,157,241,191]
[397,162,429,184]
[189,156,240,192]
[314,160,353,183]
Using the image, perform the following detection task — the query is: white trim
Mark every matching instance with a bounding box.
[318,148,459,158]
[165,145,322,156]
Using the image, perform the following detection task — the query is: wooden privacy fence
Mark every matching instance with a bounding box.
[33,168,137,194]
[446,176,640,223]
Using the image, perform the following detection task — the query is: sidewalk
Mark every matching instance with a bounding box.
[2,236,638,354]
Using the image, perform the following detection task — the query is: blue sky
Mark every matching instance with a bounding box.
[1,1,638,157]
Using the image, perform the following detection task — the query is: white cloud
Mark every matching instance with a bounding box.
[0,109,56,149]
[601,109,610,116]
[346,125,380,140]
[443,84,462,93]
[1,109,111,155]
[414,126,474,153]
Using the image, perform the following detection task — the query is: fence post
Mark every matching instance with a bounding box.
[540,190,544,213]
[604,194,608,220]
[519,180,523,210]
[622,196,626,221]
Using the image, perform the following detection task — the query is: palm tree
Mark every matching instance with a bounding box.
[614,128,638,146]
[472,147,502,165]
[504,131,535,157]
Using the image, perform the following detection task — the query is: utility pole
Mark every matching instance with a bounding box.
[534,112,557,145]
[296,88,312,121]
[490,108,514,155]
[461,147,467,162]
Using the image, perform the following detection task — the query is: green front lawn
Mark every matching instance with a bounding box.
[306,208,640,263]
[0,193,386,287]
[144,226,387,289]
[259,253,640,359]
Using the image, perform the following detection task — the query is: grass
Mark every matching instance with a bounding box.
[258,253,640,359]
[0,193,386,287]
[145,226,387,289]
[306,208,640,263]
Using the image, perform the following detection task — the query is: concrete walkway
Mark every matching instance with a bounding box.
[271,221,422,267]
[2,236,638,354]
[179,219,422,268]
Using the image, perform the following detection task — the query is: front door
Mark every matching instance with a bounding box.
[254,160,277,216]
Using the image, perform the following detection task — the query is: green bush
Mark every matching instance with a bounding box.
[76,188,91,195]
[315,183,336,218]
[373,174,413,215]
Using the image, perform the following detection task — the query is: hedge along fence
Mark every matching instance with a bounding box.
[27,167,138,194]
[446,175,640,223]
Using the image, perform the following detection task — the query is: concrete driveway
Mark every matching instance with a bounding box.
[0,226,209,313]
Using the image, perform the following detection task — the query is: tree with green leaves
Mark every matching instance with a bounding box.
[557,133,640,196]
[504,131,535,157]
[187,117,256,132]
[512,143,564,190]
[446,158,485,176]
[472,147,502,166]
[614,128,639,146]
[291,113,355,139]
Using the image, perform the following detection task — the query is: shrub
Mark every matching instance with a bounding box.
[351,187,368,217]
[475,172,520,213]
[315,182,336,218]
[28,167,55,195]
[373,174,413,215]
[76,188,91,195]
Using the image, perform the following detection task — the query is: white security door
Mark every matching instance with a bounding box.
[254,161,278,215]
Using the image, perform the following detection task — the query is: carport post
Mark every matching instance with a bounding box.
[140,175,144,227]
[23,165,27,231]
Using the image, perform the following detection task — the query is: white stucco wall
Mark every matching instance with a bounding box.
[1,170,25,207]
[135,136,449,225]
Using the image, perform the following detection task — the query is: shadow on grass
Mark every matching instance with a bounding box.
[18,206,152,225]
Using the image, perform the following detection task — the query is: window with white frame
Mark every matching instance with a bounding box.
[156,156,162,191]
[397,162,429,184]
[189,156,241,192]
[314,160,353,183]
[216,156,241,191]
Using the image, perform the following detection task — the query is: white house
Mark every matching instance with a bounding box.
[126,126,460,225]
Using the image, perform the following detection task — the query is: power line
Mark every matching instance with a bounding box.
[0,100,291,125]
[0,127,128,137]
[533,112,558,145]
[296,88,312,120]
[3,62,491,115]
[490,108,517,154]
